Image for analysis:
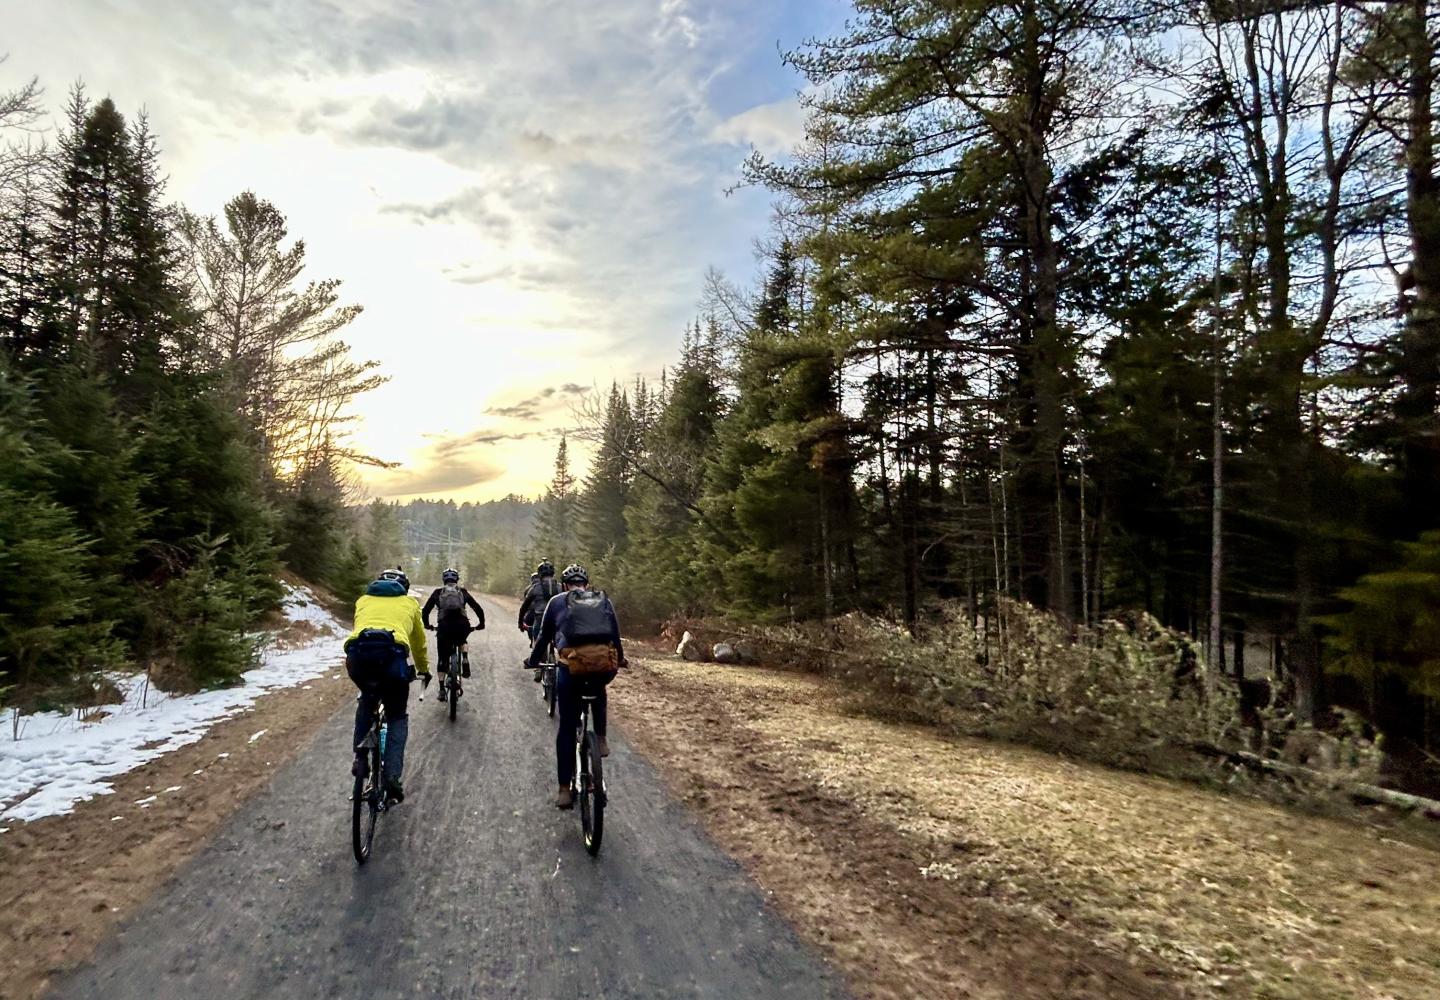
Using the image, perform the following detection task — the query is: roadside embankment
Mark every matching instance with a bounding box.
[613,653,1440,1000]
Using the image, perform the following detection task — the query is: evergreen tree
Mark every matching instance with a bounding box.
[618,329,724,622]
[576,383,636,563]
[533,434,580,562]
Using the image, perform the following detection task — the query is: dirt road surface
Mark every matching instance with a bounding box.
[47,599,846,1000]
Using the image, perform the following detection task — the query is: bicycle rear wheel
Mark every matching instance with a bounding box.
[352,735,380,863]
[580,732,604,856]
[544,660,556,718]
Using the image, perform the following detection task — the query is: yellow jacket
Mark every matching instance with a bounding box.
[347,582,430,674]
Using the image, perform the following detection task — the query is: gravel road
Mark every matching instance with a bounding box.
[51,598,846,999]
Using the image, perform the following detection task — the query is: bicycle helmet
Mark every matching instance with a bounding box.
[378,567,411,591]
[442,568,459,584]
[536,560,555,578]
[560,563,589,586]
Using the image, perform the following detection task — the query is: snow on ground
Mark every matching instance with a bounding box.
[0,582,350,825]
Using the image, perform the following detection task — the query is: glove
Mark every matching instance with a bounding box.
[519,624,528,632]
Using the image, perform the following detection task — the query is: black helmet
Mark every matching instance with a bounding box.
[561,563,588,586]
[378,567,410,591]
[442,567,459,584]
[536,560,555,578]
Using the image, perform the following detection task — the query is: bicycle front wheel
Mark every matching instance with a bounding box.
[448,652,460,722]
[581,735,604,856]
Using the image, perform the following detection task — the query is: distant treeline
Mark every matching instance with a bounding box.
[0,82,381,705]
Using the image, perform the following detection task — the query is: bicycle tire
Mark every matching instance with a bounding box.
[448,650,460,722]
[352,734,380,863]
[581,734,604,855]
[544,665,556,718]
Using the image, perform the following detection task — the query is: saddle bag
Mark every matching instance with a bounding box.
[558,643,618,676]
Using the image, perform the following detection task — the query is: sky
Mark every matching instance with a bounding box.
[0,0,846,501]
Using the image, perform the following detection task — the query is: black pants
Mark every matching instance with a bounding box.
[437,624,474,673]
[555,666,615,786]
[347,647,412,781]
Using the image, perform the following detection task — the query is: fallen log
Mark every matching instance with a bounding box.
[1188,742,1440,819]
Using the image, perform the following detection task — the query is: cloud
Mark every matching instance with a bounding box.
[372,456,503,498]
[380,189,514,240]
[711,96,807,156]
[350,93,493,154]
[430,428,540,459]
[485,384,591,422]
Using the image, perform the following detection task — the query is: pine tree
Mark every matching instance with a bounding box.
[576,383,636,563]
[533,434,580,563]
[618,330,724,622]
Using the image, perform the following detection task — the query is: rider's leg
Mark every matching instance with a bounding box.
[379,655,412,783]
[436,630,456,673]
[555,666,580,799]
[352,690,378,758]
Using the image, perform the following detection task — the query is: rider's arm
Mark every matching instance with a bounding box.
[517,587,531,630]
[607,600,625,662]
[408,606,430,675]
[464,589,486,629]
[527,598,561,669]
[420,589,439,629]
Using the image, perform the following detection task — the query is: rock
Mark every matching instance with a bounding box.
[677,631,706,661]
[713,642,739,664]
[732,641,756,664]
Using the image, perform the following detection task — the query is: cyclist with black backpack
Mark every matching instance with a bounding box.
[422,568,485,702]
[524,563,627,808]
[518,561,560,639]
[343,568,430,804]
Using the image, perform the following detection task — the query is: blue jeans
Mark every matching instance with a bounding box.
[347,645,413,783]
[555,665,615,786]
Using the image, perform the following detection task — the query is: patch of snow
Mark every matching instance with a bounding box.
[248,729,267,744]
[0,580,348,823]
[134,795,156,805]
[164,785,182,793]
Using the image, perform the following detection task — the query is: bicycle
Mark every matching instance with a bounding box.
[572,687,606,855]
[351,699,390,864]
[439,641,468,722]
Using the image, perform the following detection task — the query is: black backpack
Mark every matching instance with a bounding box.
[561,589,612,645]
[345,628,401,687]
[530,577,559,613]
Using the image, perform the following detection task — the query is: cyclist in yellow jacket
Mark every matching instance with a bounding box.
[344,568,431,802]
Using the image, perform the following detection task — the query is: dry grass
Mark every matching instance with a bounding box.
[619,655,1440,999]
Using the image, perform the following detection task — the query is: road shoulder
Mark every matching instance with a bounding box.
[0,664,352,1000]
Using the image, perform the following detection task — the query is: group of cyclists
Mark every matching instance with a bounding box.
[341,560,624,810]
